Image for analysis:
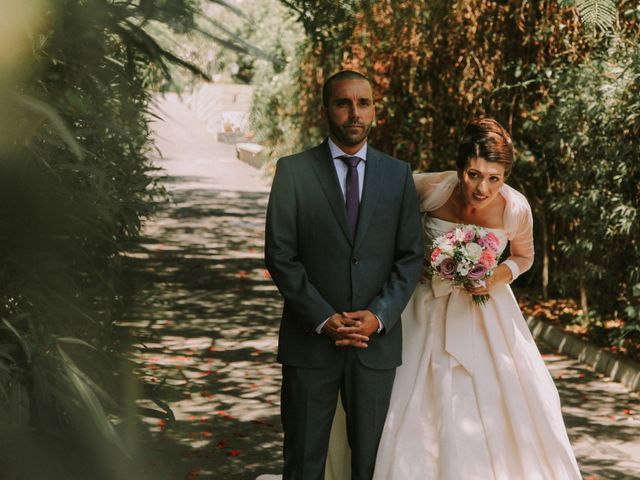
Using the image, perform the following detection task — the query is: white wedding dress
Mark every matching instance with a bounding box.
[324,172,582,480]
[259,172,582,480]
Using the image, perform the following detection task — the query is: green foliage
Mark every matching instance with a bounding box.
[244,0,309,159]
[520,37,640,326]
[0,0,228,476]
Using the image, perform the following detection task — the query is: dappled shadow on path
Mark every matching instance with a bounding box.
[540,346,640,479]
[118,182,283,479]
[117,177,639,480]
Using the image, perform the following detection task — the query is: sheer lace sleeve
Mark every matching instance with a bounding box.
[413,171,458,213]
[502,184,534,280]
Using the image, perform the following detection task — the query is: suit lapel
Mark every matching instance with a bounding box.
[354,147,384,250]
[310,142,353,244]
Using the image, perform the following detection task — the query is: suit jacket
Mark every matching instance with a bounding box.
[265,141,423,369]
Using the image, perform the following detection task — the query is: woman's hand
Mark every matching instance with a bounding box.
[465,263,512,296]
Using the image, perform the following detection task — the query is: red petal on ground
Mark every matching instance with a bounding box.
[228,450,239,457]
[237,271,248,278]
[185,467,201,479]
[262,269,272,279]
[217,441,226,449]
[623,409,633,414]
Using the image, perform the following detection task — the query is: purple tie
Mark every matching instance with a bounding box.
[338,155,362,237]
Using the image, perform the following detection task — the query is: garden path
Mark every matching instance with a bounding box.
[118,88,640,480]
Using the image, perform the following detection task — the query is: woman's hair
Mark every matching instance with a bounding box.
[456,118,514,176]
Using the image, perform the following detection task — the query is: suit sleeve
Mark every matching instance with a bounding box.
[264,159,336,332]
[367,163,424,332]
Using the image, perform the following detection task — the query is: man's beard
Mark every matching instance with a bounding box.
[328,117,373,147]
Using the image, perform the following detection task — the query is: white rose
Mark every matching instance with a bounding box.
[465,242,483,262]
[439,243,455,256]
[457,263,470,276]
[433,253,447,266]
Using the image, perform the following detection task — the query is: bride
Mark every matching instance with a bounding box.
[259,118,581,479]
[324,117,581,479]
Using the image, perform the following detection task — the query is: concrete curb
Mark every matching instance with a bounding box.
[527,316,640,392]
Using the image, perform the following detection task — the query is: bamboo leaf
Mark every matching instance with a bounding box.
[57,347,124,449]
[56,337,98,350]
[10,91,84,160]
[1,320,31,363]
[209,0,250,19]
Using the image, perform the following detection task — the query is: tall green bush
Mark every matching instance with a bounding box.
[519,36,640,329]
[0,1,222,477]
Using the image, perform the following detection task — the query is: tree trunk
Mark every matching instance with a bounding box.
[580,280,589,316]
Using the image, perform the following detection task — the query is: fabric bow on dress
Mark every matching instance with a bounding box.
[431,276,477,375]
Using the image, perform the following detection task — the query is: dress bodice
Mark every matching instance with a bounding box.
[424,216,509,258]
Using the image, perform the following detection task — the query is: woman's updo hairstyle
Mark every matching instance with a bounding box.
[456,118,514,177]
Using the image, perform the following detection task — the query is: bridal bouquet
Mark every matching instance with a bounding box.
[428,225,500,305]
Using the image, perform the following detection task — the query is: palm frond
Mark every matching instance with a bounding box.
[563,0,618,30]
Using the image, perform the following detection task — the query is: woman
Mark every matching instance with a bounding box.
[325,118,581,479]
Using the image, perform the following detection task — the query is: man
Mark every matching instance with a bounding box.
[265,70,423,479]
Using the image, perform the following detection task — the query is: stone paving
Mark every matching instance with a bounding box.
[118,89,640,480]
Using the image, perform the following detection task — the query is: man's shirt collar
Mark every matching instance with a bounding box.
[328,137,367,162]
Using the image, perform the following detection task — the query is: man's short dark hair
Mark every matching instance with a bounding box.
[322,70,371,107]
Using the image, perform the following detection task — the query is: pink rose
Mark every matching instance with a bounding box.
[467,264,487,281]
[480,250,497,269]
[438,258,457,279]
[430,247,442,262]
[485,232,500,252]
[462,229,475,243]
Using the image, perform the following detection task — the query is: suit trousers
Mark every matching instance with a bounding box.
[281,348,396,480]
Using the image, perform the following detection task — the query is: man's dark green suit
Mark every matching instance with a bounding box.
[265,141,423,479]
